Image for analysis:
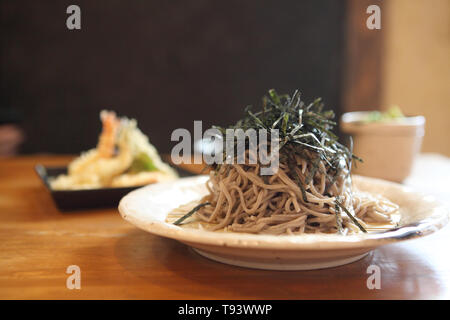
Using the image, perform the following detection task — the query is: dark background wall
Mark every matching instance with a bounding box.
[0,0,347,154]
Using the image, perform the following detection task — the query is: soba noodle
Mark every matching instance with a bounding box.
[170,89,399,235]
[189,150,398,235]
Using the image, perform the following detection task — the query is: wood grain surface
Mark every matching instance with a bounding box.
[1,155,449,299]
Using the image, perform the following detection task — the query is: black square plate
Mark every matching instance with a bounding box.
[35,164,194,211]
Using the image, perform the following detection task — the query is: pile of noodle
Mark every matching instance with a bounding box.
[191,149,398,235]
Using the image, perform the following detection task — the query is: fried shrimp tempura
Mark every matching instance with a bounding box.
[50,110,177,190]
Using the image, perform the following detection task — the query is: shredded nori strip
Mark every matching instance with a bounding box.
[335,198,367,233]
[173,202,211,226]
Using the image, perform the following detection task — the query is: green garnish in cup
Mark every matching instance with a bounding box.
[363,106,405,123]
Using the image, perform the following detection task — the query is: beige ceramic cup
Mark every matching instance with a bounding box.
[340,112,425,183]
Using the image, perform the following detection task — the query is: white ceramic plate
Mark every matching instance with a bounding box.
[118,175,449,270]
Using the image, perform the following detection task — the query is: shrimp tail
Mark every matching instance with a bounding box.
[97,110,120,158]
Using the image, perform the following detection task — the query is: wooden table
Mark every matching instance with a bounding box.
[1,154,449,300]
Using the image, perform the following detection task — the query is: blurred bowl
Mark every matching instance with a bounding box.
[340,111,425,182]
